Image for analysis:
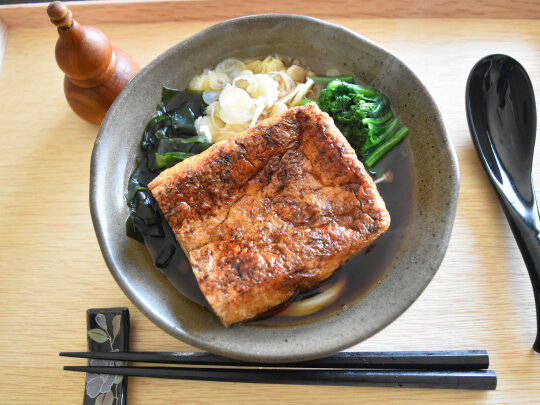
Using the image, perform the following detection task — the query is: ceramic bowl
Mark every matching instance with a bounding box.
[90,14,459,362]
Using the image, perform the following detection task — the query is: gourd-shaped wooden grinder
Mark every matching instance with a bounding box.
[47,1,140,125]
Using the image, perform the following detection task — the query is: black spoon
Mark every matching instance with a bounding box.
[466,54,540,353]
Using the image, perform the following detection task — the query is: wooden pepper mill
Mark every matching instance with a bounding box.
[47,1,140,125]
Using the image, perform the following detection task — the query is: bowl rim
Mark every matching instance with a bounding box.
[90,13,459,362]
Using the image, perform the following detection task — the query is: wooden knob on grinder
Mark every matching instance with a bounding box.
[47,1,72,29]
[48,1,140,125]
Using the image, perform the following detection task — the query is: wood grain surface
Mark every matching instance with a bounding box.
[1,0,540,28]
[0,5,539,404]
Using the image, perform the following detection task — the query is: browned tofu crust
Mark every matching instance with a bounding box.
[149,103,390,326]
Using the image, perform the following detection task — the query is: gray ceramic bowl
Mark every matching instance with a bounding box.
[91,14,459,362]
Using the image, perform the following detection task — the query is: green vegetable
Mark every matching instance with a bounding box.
[364,126,409,168]
[299,98,317,106]
[129,87,211,186]
[361,117,399,152]
[126,87,212,241]
[124,186,148,202]
[154,151,194,170]
[313,79,408,167]
[307,75,355,84]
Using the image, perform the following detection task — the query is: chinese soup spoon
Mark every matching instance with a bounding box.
[466,54,540,353]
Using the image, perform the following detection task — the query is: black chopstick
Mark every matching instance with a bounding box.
[60,350,489,370]
[63,365,497,390]
[62,350,496,390]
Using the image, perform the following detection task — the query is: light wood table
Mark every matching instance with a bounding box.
[0,1,539,403]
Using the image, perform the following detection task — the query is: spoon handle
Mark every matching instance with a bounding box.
[492,182,540,353]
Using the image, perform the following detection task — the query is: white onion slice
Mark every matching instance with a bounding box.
[291,77,314,106]
[189,57,314,142]
[250,97,267,127]
[218,85,254,124]
[326,68,341,77]
[202,91,220,105]
[270,102,288,116]
[209,72,230,90]
[216,58,246,78]
[251,74,279,106]
[194,116,213,143]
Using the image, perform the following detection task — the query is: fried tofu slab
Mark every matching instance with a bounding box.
[148,103,390,326]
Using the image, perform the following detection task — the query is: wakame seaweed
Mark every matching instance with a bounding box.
[126,87,211,243]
